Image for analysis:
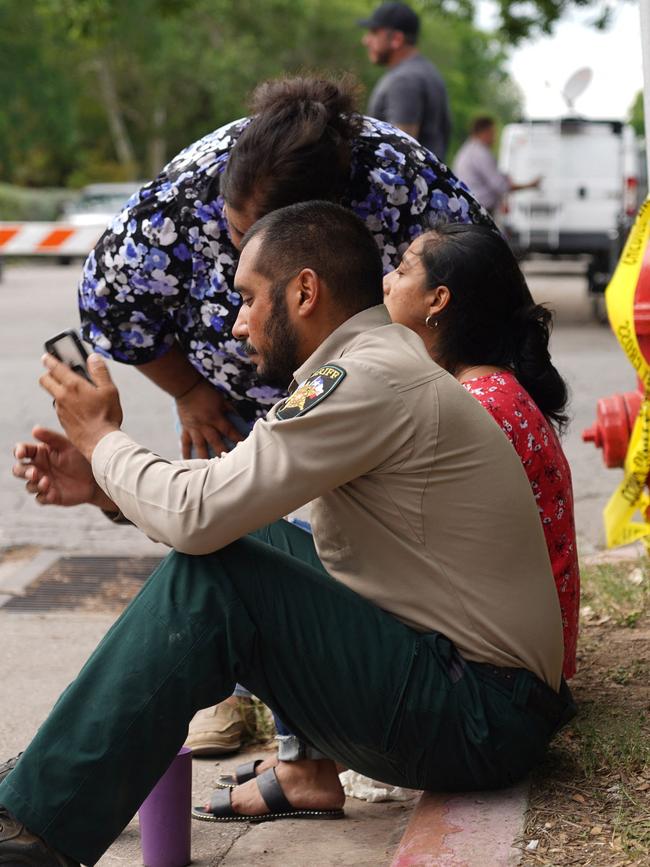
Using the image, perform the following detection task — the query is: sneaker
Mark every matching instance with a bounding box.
[185,699,255,756]
[0,807,79,866]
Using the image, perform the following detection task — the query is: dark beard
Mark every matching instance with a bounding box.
[375,47,392,65]
[248,282,300,389]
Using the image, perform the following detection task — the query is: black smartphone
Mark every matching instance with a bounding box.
[44,329,92,382]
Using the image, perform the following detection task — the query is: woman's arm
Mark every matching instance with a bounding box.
[135,344,203,398]
[136,345,244,459]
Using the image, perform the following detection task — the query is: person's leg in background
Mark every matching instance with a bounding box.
[183,409,258,756]
[184,687,257,756]
[184,404,316,760]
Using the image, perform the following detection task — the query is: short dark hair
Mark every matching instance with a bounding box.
[418,223,569,431]
[241,201,384,316]
[471,115,496,136]
[221,77,362,219]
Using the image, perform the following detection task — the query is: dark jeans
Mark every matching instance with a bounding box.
[0,521,562,865]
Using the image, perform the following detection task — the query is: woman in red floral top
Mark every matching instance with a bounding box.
[384,223,579,679]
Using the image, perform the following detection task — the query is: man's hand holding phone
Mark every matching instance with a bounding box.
[13,331,123,510]
[40,351,123,462]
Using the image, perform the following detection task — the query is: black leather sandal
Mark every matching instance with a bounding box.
[192,767,344,823]
[214,758,266,789]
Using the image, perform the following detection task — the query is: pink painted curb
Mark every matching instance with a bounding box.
[391,781,529,867]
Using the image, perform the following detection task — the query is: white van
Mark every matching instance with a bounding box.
[498,118,640,320]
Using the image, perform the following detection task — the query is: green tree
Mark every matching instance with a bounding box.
[629,91,645,139]
[418,0,629,43]
[10,0,603,188]
[0,2,81,185]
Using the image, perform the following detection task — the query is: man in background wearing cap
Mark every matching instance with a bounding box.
[359,1,451,161]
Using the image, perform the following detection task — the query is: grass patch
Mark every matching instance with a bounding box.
[568,701,650,779]
[522,559,650,864]
[580,560,649,627]
[533,702,650,860]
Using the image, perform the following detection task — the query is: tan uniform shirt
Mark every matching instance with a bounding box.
[93,306,563,689]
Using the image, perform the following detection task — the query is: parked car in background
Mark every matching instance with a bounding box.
[55,182,145,265]
[498,118,640,321]
[60,182,144,228]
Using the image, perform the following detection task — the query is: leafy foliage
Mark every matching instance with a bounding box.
[6,0,601,187]
[629,91,645,139]
[417,0,625,41]
[489,0,619,43]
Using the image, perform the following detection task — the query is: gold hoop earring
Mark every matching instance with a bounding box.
[425,315,438,329]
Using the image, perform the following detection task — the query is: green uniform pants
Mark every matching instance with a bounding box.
[0,521,561,865]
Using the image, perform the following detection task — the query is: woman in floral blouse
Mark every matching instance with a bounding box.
[383,222,579,680]
[79,75,492,459]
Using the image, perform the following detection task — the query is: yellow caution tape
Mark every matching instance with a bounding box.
[604,196,650,548]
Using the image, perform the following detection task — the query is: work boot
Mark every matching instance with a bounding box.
[0,808,79,866]
[185,698,256,756]
[0,755,21,787]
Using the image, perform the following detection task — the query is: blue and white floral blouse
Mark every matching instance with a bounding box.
[79,116,491,423]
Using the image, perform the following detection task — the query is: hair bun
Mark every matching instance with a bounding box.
[251,78,356,119]
[250,76,360,137]
[222,75,362,220]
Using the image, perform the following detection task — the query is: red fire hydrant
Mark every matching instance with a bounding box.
[582,255,650,469]
[582,389,642,468]
[581,194,650,546]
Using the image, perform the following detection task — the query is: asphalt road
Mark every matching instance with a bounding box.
[0,260,636,557]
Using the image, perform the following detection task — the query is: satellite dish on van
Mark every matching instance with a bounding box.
[562,67,593,112]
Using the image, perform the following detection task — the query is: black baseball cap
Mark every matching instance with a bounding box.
[357,2,420,37]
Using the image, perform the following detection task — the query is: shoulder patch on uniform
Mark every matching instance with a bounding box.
[276,365,347,420]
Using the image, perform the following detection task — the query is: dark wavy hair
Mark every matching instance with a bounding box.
[221,76,363,218]
[418,223,569,431]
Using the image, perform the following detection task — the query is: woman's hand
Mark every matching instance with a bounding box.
[176,379,244,459]
[12,426,116,510]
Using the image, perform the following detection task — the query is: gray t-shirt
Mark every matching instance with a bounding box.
[367,54,451,160]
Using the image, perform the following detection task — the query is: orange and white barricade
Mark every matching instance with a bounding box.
[0,223,103,258]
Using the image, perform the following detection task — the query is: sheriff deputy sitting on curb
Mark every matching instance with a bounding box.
[2,201,574,867]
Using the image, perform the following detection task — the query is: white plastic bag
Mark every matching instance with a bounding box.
[339,770,413,802]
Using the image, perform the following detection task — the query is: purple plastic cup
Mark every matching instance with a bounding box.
[138,747,192,867]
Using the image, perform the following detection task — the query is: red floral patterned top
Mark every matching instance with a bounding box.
[463,372,579,679]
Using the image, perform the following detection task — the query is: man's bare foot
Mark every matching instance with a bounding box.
[207,758,345,816]
[234,757,346,779]
[251,755,276,775]
[213,753,278,789]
